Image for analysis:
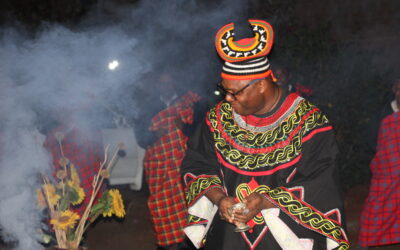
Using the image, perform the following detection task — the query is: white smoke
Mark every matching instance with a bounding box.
[0,0,246,249]
[0,14,145,250]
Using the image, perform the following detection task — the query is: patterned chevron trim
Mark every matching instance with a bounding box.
[206,96,332,174]
[184,174,223,206]
[263,187,350,249]
[187,214,208,226]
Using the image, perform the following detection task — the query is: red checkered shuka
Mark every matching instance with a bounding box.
[44,125,104,216]
[144,91,200,246]
[358,112,400,247]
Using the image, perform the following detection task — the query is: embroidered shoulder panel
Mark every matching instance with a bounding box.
[185,175,223,206]
[207,96,330,173]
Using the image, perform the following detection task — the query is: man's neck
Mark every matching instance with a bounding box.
[254,86,282,115]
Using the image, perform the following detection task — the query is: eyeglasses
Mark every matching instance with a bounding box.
[216,79,260,100]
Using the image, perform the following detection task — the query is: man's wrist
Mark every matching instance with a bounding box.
[215,195,227,207]
[260,193,275,209]
[204,187,227,206]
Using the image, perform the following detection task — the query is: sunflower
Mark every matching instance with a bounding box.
[102,205,114,217]
[69,164,80,186]
[42,184,60,207]
[109,189,125,218]
[97,191,113,217]
[68,181,85,206]
[50,210,80,230]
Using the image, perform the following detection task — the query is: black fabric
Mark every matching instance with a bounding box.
[182,98,209,138]
[183,122,342,250]
[181,95,347,249]
[232,17,254,41]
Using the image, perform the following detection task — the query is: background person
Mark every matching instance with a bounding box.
[357,112,400,249]
[133,73,202,250]
[365,77,400,155]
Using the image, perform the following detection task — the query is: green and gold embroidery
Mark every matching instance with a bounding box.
[185,176,222,205]
[235,183,270,225]
[208,100,329,171]
[267,187,349,249]
[233,180,349,249]
[188,214,207,225]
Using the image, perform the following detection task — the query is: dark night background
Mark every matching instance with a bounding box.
[0,0,399,249]
[2,0,398,188]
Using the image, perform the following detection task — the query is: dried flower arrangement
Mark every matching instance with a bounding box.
[37,132,125,249]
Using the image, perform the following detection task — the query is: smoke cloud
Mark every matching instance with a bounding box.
[0,0,246,249]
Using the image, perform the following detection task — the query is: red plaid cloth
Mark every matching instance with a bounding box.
[144,91,200,246]
[44,125,104,216]
[358,112,400,247]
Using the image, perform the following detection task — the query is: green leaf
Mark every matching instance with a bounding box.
[59,185,72,211]
[59,197,70,211]
[69,185,80,205]
[89,203,105,216]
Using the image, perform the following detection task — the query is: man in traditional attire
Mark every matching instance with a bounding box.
[357,110,400,248]
[135,75,202,250]
[181,19,349,250]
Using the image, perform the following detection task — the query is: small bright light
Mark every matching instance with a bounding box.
[214,90,221,96]
[108,60,119,71]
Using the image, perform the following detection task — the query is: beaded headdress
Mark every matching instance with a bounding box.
[215,19,274,80]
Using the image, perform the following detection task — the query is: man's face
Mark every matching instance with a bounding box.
[393,80,400,105]
[220,78,266,116]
